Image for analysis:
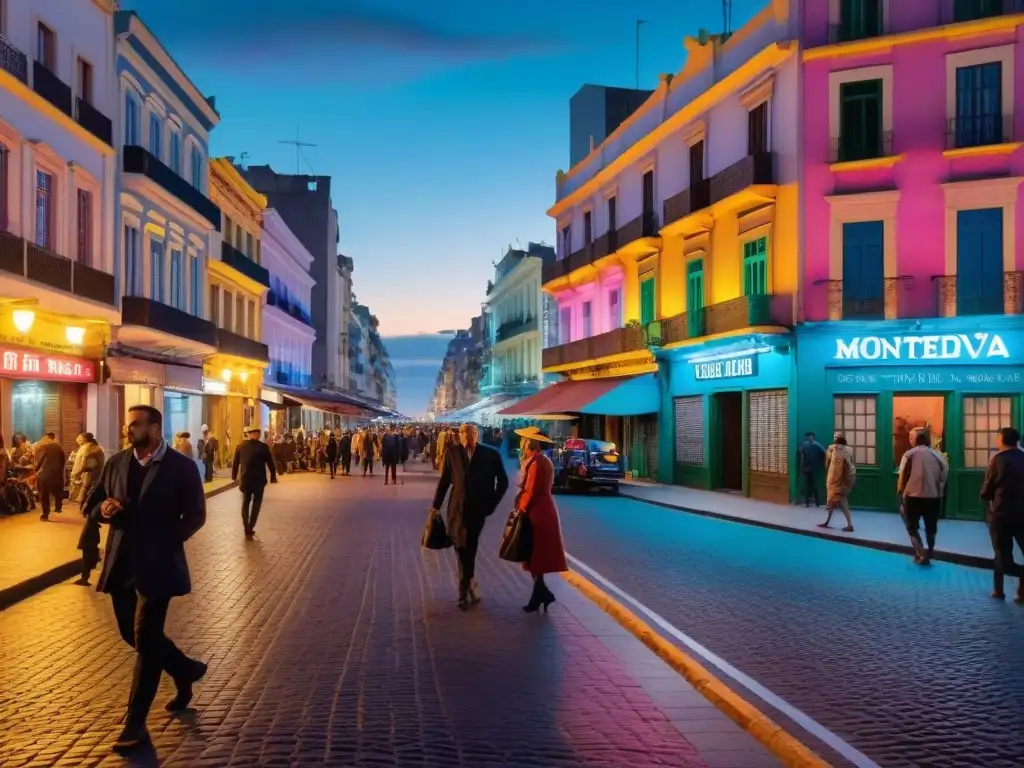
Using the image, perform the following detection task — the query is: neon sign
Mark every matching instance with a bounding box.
[693,354,759,380]
[0,346,95,383]
[834,333,1009,362]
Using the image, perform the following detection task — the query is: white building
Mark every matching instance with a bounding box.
[0,0,121,454]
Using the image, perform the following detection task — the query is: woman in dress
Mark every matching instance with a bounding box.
[513,427,568,613]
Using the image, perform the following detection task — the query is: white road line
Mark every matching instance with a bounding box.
[567,553,882,768]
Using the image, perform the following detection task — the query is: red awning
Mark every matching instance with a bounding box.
[286,393,369,417]
[497,378,628,418]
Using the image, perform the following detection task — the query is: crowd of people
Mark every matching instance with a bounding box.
[0,431,106,520]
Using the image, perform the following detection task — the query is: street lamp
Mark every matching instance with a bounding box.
[240,371,249,383]
[12,309,34,333]
[221,368,232,382]
[65,326,86,345]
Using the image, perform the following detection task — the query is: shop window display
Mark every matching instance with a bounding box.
[12,382,45,441]
[833,395,877,466]
[963,396,1011,469]
[892,395,944,467]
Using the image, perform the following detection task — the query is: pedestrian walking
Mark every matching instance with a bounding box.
[339,430,352,475]
[381,426,400,485]
[326,433,339,478]
[898,429,948,565]
[430,423,509,610]
[200,426,218,483]
[84,404,208,753]
[797,432,826,507]
[70,432,105,505]
[362,429,378,476]
[981,427,1024,602]
[513,428,567,613]
[34,432,66,521]
[818,432,856,532]
[232,426,278,539]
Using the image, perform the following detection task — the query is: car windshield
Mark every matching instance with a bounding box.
[589,440,616,453]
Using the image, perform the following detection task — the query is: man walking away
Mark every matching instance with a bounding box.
[981,427,1024,602]
[381,426,400,485]
[326,432,339,478]
[819,432,856,532]
[340,430,353,475]
[35,432,66,521]
[85,405,207,753]
[399,428,409,472]
[898,429,948,565]
[431,423,509,610]
[362,430,377,476]
[798,432,826,507]
[232,426,278,539]
[201,427,218,483]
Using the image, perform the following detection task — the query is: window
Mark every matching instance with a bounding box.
[190,146,203,189]
[247,299,256,338]
[246,231,254,259]
[559,306,571,344]
[747,101,768,155]
[210,284,220,326]
[76,58,92,104]
[169,131,181,173]
[582,301,592,337]
[36,22,54,69]
[123,224,141,296]
[34,170,53,250]
[607,196,617,235]
[687,259,705,336]
[235,294,244,334]
[954,0,1003,23]
[674,396,704,466]
[124,93,140,146]
[841,221,883,318]
[838,79,883,162]
[837,0,882,43]
[689,141,705,185]
[560,225,571,257]
[583,210,592,245]
[749,390,788,474]
[0,146,9,232]
[640,276,656,325]
[149,113,161,158]
[76,189,92,266]
[954,62,1003,148]
[742,237,768,295]
[223,289,233,330]
[642,169,655,218]
[169,248,184,309]
[608,288,620,329]
[893,395,945,466]
[964,397,1011,468]
[150,238,164,302]
[190,255,201,315]
[834,396,877,465]
[956,207,1003,315]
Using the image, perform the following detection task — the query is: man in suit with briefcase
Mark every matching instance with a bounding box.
[232,425,278,539]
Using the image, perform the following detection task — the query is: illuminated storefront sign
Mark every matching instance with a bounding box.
[0,345,95,383]
[834,333,1009,362]
[202,378,228,395]
[693,354,759,381]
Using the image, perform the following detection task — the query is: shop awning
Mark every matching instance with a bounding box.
[440,394,514,424]
[262,383,391,417]
[497,374,658,419]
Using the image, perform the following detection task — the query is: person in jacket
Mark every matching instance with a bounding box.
[232,426,278,539]
[797,432,826,507]
[819,432,855,532]
[362,429,378,477]
[339,430,353,475]
[34,432,66,521]
[981,426,1024,602]
[898,429,948,565]
[326,433,339,478]
[71,433,105,505]
[173,432,194,460]
[380,426,400,485]
[514,428,567,613]
[200,427,218,483]
[85,404,207,752]
[431,423,509,610]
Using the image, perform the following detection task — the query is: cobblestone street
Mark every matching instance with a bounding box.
[0,466,764,768]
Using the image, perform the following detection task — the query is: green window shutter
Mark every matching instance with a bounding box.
[686,259,704,337]
[839,79,883,162]
[640,277,656,324]
[743,237,767,296]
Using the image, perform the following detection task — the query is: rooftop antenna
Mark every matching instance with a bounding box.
[635,19,647,89]
[238,151,249,169]
[278,126,317,175]
[723,0,733,36]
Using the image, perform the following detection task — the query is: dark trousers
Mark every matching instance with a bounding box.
[801,470,820,506]
[903,496,941,553]
[454,527,483,598]
[987,512,1024,596]
[202,458,214,483]
[341,454,351,475]
[362,458,374,475]
[39,482,63,517]
[384,462,397,483]
[111,585,193,726]
[328,459,338,478]
[241,486,265,532]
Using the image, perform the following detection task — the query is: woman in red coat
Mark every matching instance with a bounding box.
[514,430,568,613]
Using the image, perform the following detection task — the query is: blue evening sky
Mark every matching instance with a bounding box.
[123,0,763,414]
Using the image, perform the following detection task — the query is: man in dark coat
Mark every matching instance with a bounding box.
[381,426,401,485]
[85,404,207,753]
[981,426,1024,602]
[325,433,339,478]
[431,423,509,610]
[232,426,278,538]
[34,432,66,520]
[339,431,353,475]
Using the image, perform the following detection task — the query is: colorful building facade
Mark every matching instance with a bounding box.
[797,1,1024,519]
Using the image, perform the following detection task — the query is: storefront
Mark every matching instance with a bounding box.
[658,332,793,503]
[795,318,1024,520]
[0,344,97,454]
[106,356,205,445]
[202,365,259,467]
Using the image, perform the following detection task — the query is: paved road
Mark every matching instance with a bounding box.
[0,467,709,768]
[555,492,1024,768]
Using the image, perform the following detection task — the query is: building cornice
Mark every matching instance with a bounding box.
[210,160,264,233]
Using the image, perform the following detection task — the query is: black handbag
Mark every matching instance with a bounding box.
[421,509,453,550]
[499,510,533,563]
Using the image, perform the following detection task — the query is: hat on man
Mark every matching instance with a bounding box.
[245,425,261,435]
[514,426,554,444]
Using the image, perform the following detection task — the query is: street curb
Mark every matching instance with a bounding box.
[560,568,831,768]
[620,489,993,570]
[0,481,238,612]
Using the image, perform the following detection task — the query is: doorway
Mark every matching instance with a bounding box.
[715,392,743,491]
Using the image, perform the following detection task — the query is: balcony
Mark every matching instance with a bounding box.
[0,34,28,84]
[932,272,1024,317]
[945,115,1013,153]
[268,290,313,326]
[817,278,914,321]
[945,0,1024,24]
[542,258,569,285]
[541,324,647,370]
[217,328,269,363]
[76,97,113,146]
[122,146,221,229]
[662,178,712,228]
[592,229,619,259]
[495,315,537,343]
[709,152,775,207]
[221,242,270,287]
[615,212,660,258]
[120,295,218,352]
[660,296,785,345]
[32,60,72,116]
[0,231,116,305]
[829,132,896,167]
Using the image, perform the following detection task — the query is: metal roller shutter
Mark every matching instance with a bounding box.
[673,396,703,466]
[748,389,788,475]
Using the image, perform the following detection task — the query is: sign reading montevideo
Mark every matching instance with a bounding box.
[0,345,95,383]
[693,354,758,381]
[834,333,1009,362]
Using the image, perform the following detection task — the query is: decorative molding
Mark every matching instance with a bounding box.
[28,139,64,170]
[946,44,1015,123]
[829,65,894,143]
[0,117,21,145]
[120,193,144,214]
[739,72,775,109]
[682,119,706,147]
[602,185,618,200]
[145,93,168,118]
[826,190,901,282]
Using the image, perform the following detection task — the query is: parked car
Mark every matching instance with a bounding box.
[551,437,624,494]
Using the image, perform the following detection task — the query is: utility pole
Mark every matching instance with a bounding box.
[635,19,647,90]
[278,127,317,174]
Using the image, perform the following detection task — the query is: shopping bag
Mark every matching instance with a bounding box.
[498,510,533,563]
[421,509,453,550]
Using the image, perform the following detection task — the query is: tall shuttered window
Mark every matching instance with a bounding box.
[76,189,92,266]
[0,146,8,232]
[190,146,203,190]
[841,220,884,318]
[210,285,220,327]
[954,0,1004,25]
[190,255,201,315]
[123,224,141,296]
[169,248,184,310]
[687,259,705,337]
[235,294,245,334]
[689,141,704,184]
[34,170,53,249]
[954,62,1003,149]
[582,300,592,337]
[838,79,883,162]
[963,397,1012,469]
[124,92,140,146]
[956,207,1003,315]
[749,390,788,474]
[640,276,656,325]
[742,237,767,295]
[608,288,620,330]
[559,306,571,344]
[247,299,256,338]
[834,396,877,466]
[837,0,882,42]
[747,101,768,155]
[169,131,181,174]
[674,396,704,466]
[149,238,164,303]
[149,113,161,158]
[223,290,233,331]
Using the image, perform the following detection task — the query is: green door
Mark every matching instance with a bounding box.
[743,237,768,295]
[686,259,704,337]
[640,276,656,324]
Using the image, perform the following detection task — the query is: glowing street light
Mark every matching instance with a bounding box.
[221,368,232,382]
[12,309,34,333]
[65,326,86,345]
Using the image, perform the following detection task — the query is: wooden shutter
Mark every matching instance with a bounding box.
[748,389,788,475]
[76,189,91,266]
[41,383,61,442]
[743,237,767,295]
[674,396,704,466]
[59,383,84,454]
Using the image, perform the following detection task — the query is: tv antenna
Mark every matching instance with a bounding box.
[723,0,733,36]
[278,127,317,174]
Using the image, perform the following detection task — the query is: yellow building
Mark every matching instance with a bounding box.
[205,158,270,458]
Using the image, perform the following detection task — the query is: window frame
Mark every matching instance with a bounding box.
[741,235,769,296]
[833,395,878,467]
[640,275,657,325]
[941,177,1018,282]
[963,395,1013,469]
[828,65,893,164]
[35,20,55,69]
[945,45,1014,148]
[76,56,93,104]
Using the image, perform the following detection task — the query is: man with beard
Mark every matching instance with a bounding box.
[85,405,208,753]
